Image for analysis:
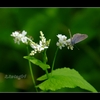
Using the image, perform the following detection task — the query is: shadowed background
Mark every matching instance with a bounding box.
[0,7,100,92]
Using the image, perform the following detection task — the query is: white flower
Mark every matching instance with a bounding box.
[39,31,50,50]
[56,34,74,50]
[56,34,68,49]
[22,30,27,36]
[21,36,28,44]
[11,30,50,56]
[30,50,37,56]
[30,42,38,49]
[11,31,19,37]
[39,41,48,49]
[30,42,44,52]
[56,42,65,49]
[36,45,44,52]
[39,31,47,45]
[29,31,50,56]
[66,39,74,50]
[11,30,28,44]
[57,34,67,45]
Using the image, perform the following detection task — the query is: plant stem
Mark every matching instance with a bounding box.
[51,47,59,75]
[26,46,38,92]
[45,69,49,78]
[42,50,49,79]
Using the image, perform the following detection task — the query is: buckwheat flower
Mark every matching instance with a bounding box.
[29,31,50,56]
[11,31,20,44]
[56,42,64,49]
[31,42,44,52]
[39,31,50,50]
[21,30,27,36]
[36,44,45,52]
[56,34,74,50]
[39,31,47,45]
[66,39,74,50]
[11,31,19,37]
[21,36,28,44]
[30,50,37,56]
[39,41,48,49]
[40,31,45,40]
[19,30,28,44]
[29,42,38,55]
[30,42,45,56]
[30,42,38,49]
[30,41,46,55]
[11,30,28,44]
[56,34,68,49]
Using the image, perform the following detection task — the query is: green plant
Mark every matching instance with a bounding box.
[11,30,97,92]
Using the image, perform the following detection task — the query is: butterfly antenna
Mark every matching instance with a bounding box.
[68,29,72,38]
[74,45,80,50]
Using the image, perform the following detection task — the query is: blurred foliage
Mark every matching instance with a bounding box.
[0,7,100,92]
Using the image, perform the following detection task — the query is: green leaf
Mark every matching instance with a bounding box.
[36,67,97,92]
[24,56,50,70]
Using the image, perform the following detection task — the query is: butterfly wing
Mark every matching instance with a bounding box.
[71,33,88,45]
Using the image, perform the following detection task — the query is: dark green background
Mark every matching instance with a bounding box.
[0,8,100,92]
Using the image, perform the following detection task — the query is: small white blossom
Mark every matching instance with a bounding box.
[39,31,47,45]
[30,50,37,56]
[30,42,44,53]
[39,41,48,49]
[39,31,50,50]
[56,34,68,49]
[67,44,74,50]
[36,45,44,52]
[29,31,50,56]
[66,38,71,43]
[22,30,27,36]
[21,36,28,44]
[11,31,19,37]
[56,42,65,49]
[11,30,50,56]
[57,34,67,45]
[56,34,74,50]
[11,30,28,44]
[66,39,74,50]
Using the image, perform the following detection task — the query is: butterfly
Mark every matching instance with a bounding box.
[71,33,88,45]
[68,29,88,45]
[67,29,88,50]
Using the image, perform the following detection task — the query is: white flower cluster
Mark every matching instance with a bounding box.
[11,30,28,44]
[11,30,50,55]
[56,34,73,50]
[30,31,50,55]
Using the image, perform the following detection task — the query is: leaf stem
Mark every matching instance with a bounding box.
[51,47,59,75]
[42,50,49,79]
[26,46,38,92]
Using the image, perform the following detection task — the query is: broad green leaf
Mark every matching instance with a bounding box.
[36,67,97,92]
[24,56,50,70]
